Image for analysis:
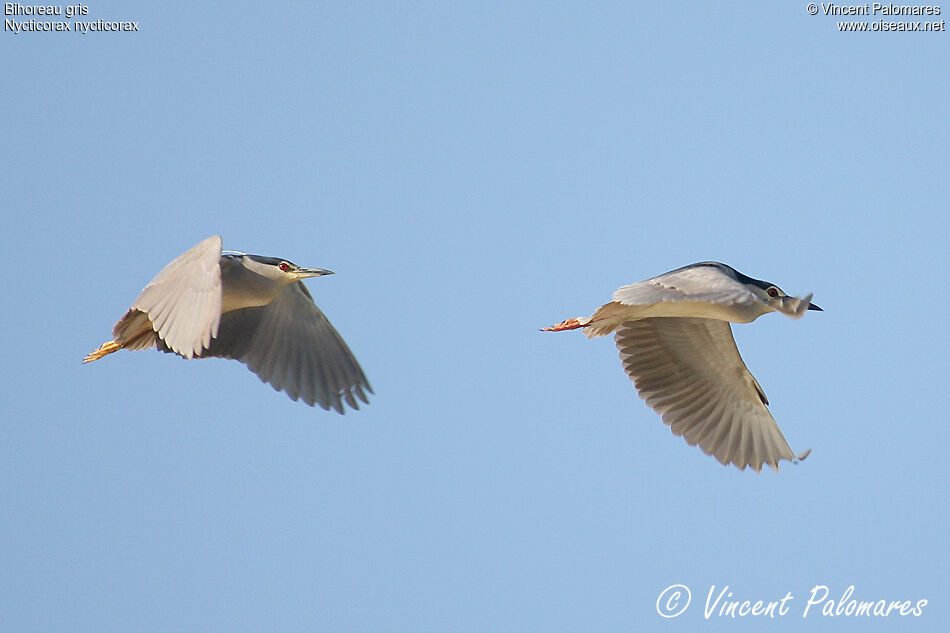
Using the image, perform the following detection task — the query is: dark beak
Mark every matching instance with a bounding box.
[295,267,334,279]
[807,302,823,311]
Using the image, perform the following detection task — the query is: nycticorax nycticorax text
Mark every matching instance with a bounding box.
[543,262,821,472]
[85,235,372,413]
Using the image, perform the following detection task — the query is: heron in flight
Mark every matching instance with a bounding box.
[544,262,820,471]
[85,235,371,413]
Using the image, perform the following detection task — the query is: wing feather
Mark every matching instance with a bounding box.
[201,281,372,413]
[128,235,222,359]
[614,317,803,472]
[612,266,756,307]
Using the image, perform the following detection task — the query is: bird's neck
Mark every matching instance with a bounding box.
[220,257,290,313]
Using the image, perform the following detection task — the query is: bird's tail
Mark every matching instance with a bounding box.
[83,340,121,363]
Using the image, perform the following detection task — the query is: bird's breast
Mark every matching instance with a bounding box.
[584,300,767,337]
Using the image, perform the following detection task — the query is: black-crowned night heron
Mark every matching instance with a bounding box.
[85,235,372,413]
[543,262,821,472]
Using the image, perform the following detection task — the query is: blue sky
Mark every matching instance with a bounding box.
[3,2,947,632]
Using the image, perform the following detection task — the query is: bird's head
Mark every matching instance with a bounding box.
[750,281,822,318]
[242,255,334,287]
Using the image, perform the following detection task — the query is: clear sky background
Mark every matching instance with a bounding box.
[3,2,947,632]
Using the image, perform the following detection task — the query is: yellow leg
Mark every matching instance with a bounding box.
[83,340,122,363]
[541,317,587,332]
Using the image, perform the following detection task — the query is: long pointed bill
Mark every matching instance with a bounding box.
[807,302,822,311]
[295,267,334,279]
[779,293,816,318]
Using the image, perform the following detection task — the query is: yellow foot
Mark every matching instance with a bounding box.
[541,317,587,332]
[83,340,121,363]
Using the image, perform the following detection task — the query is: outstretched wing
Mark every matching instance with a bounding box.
[202,282,372,413]
[614,317,808,472]
[123,235,223,359]
[612,264,755,308]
